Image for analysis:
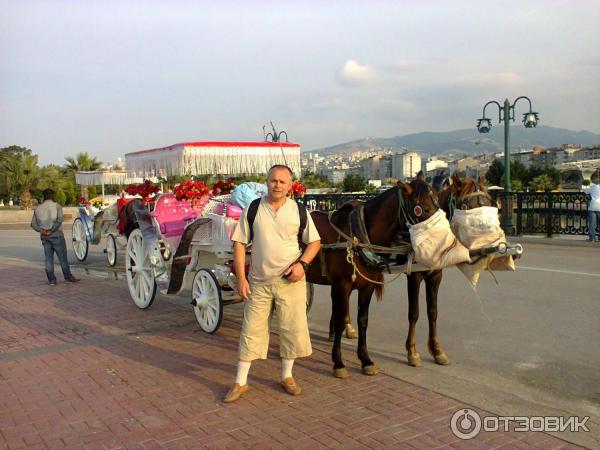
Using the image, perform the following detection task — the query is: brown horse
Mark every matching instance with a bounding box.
[403,173,492,367]
[305,180,439,378]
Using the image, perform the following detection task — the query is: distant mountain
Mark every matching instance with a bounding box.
[309,126,600,158]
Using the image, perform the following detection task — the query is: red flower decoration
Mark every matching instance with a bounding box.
[211,178,236,196]
[173,180,211,201]
[124,179,160,200]
[77,196,91,206]
[289,181,307,199]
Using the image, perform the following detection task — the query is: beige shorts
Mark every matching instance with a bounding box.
[239,278,312,361]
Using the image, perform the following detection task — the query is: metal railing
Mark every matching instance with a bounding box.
[301,192,594,237]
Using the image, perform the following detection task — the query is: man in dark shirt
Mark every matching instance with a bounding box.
[31,189,80,285]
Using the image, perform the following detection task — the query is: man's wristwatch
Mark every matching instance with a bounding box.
[298,260,310,272]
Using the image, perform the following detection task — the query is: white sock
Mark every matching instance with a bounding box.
[281,358,294,381]
[235,361,251,386]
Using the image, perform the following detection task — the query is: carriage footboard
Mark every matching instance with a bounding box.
[166,218,212,295]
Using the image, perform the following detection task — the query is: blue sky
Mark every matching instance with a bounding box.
[1,0,599,165]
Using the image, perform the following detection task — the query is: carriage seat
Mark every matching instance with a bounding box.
[150,193,199,238]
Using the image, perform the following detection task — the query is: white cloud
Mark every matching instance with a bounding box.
[336,59,377,86]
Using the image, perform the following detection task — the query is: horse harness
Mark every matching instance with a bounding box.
[319,186,438,282]
[447,180,492,220]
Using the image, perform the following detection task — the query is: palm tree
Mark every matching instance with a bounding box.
[64,152,102,172]
[2,153,39,208]
[64,152,102,198]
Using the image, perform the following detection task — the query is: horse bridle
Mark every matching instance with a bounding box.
[447,181,492,219]
[397,184,439,227]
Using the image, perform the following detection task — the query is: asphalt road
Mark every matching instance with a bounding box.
[1,227,599,447]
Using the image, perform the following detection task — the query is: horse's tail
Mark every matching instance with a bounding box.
[374,272,384,301]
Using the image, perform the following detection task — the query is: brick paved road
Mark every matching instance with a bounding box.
[0,260,581,449]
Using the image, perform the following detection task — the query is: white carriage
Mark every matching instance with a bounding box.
[122,141,307,333]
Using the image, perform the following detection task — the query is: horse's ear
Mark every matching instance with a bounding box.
[398,181,413,196]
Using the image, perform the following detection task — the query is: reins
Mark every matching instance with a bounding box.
[321,186,431,285]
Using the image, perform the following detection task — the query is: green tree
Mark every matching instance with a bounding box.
[485,159,504,186]
[88,185,98,198]
[301,171,332,188]
[364,183,378,194]
[511,160,528,184]
[343,173,366,192]
[511,179,524,192]
[64,152,102,172]
[64,152,102,199]
[55,188,67,205]
[1,152,39,208]
[529,174,556,192]
[0,146,35,202]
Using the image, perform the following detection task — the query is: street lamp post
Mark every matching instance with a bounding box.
[476,96,539,234]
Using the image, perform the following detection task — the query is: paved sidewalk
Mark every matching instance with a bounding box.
[0,260,581,449]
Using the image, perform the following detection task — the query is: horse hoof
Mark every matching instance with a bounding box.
[344,324,358,339]
[434,352,450,365]
[333,367,349,379]
[407,354,423,367]
[361,365,379,376]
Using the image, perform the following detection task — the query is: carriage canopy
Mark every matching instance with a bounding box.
[124,141,301,179]
[75,170,130,186]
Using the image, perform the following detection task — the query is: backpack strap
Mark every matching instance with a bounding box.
[297,201,308,248]
[247,198,261,244]
[246,197,308,249]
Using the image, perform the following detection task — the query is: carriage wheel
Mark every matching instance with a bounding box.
[125,229,157,309]
[306,282,314,317]
[71,218,89,262]
[105,234,117,267]
[192,269,223,334]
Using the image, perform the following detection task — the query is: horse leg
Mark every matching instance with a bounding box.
[345,315,358,339]
[331,283,351,378]
[329,301,355,341]
[356,286,378,375]
[405,273,423,367]
[425,270,450,365]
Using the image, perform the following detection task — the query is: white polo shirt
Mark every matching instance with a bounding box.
[232,196,320,284]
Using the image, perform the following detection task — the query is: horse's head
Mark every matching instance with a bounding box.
[449,173,492,211]
[397,179,440,225]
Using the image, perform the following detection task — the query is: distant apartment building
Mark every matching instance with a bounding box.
[424,156,448,173]
[391,151,421,180]
[575,146,600,160]
[510,149,535,167]
[325,169,346,184]
[379,156,392,180]
[447,156,478,175]
[362,155,381,180]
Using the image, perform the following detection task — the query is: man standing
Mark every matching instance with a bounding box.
[583,181,600,241]
[224,165,321,402]
[31,188,80,285]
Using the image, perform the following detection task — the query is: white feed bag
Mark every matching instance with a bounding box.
[450,206,515,287]
[409,210,471,270]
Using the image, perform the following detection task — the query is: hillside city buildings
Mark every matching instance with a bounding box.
[301,144,600,186]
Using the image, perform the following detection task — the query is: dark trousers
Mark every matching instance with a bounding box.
[42,233,74,282]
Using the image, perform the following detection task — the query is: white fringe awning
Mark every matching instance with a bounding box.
[125,142,301,178]
[75,170,129,185]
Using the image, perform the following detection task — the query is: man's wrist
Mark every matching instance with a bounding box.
[298,260,310,272]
